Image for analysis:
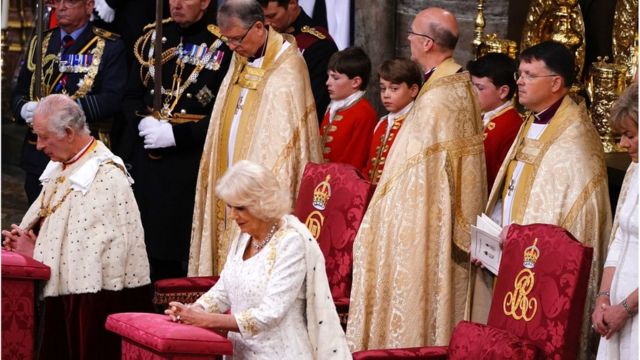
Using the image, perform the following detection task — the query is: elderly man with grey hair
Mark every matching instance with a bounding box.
[189,0,322,277]
[2,94,151,359]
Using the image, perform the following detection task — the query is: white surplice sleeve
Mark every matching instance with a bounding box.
[234,231,306,337]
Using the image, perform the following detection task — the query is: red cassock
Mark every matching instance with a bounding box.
[483,105,522,190]
[320,98,377,169]
[362,114,407,185]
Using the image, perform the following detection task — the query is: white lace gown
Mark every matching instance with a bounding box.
[597,164,638,360]
[195,218,313,360]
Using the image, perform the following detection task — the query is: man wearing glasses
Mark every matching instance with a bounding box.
[257,0,338,124]
[188,0,322,277]
[11,0,127,205]
[122,0,232,281]
[347,7,486,351]
[475,40,611,360]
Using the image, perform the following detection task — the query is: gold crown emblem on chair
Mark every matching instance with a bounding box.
[312,175,332,210]
[522,238,540,269]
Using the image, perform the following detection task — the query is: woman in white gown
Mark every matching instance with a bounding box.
[165,160,350,360]
[592,83,638,360]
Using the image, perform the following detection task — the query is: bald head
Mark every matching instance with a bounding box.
[414,7,459,51]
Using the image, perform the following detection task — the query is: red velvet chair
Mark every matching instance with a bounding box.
[352,223,593,360]
[153,162,373,326]
[2,249,51,360]
[293,162,373,326]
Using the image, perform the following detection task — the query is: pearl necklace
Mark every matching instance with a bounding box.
[251,222,279,250]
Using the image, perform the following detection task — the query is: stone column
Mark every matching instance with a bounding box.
[353,0,397,114]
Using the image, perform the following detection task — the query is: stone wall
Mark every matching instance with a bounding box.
[354,0,510,113]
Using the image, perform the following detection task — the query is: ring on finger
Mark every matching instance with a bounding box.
[176,315,181,322]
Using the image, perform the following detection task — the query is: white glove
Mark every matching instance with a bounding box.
[94,0,115,23]
[20,101,38,125]
[140,120,176,149]
[138,115,161,135]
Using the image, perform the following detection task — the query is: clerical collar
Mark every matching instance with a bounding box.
[533,96,564,124]
[248,26,269,62]
[177,15,209,37]
[423,67,435,83]
[63,137,95,168]
[60,22,89,42]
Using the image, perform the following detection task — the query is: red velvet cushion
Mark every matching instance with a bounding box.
[1,249,51,280]
[352,346,448,359]
[293,162,372,300]
[488,224,593,360]
[105,312,232,355]
[448,321,539,359]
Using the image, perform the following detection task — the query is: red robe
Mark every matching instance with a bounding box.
[362,113,407,185]
[320,98,377,169]
[483,105,522,190]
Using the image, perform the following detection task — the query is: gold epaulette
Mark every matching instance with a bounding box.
[143,17,174,31]
[92,26,120,41]
[301,25,326,40]
[207,24,226,41]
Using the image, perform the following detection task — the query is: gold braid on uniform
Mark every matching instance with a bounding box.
[26,31,104,100]
[133,29,177,86]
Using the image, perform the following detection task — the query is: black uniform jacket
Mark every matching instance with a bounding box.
[122,15,231,262]
[288,10,338,123]
[12,22,127,176]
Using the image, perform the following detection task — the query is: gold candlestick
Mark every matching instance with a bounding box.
[472,0,485,58]
[587,56,628,153]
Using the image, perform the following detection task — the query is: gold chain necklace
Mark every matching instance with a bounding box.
[38,176,73,218]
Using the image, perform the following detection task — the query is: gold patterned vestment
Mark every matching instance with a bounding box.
[346,58,487,351]
[189,28,322,276]
[471,96,612,360]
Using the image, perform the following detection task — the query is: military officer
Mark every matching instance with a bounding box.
[258,0,338,123]
[11,0,128,204]
[122,0,231,281]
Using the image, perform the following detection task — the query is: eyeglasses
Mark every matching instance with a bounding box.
[225,21,257,46]
[407,30,434,42]
[51,0,85,7]
[514,71,559,81]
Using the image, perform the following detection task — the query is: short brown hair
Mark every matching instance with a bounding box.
[378,57,423,88]
[327,46,371,90]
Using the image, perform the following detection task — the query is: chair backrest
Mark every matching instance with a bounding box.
[293,162,373,300]
[487,223,593,360]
